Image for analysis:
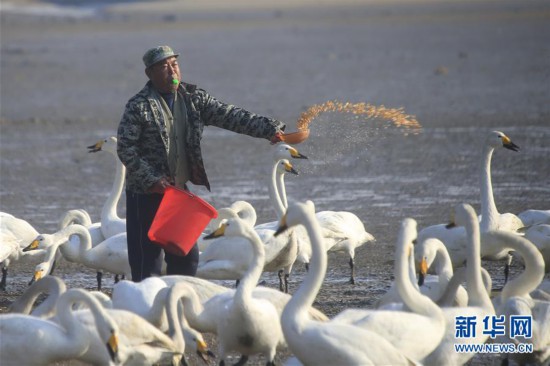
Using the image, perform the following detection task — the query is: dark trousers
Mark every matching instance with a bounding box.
[126,190,199,282]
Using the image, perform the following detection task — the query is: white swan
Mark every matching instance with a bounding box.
[316,209,375,284]
[416,237,468,306]
[0,212,46,290]
[332,218,446,362]
[491,230,549,365]
[87,136,127,238]
[421,203,495,366]
[273,143,308,209]
[76,308,181,365]
[111,276,215,360]
[197,159,300,292]
[7,276,182,365]
[0,288,119,365]
[202,217,285,364]
[24,224,131,286]
[274,201,414,365]
[417,131,522,270]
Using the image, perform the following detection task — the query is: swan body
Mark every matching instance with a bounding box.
[418,131,522,268]
[203,218,285,364]
[525,224,550,273]
[316,209,375,283]
[333,218,446,362]
[422,204,495,366]
[88,136,127,239]
[0,288,119,365]
[25,224,131,280]
[276,201,413,365]
[518,209,550,226]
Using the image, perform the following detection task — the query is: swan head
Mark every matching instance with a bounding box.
[453,203,478,228]
[275,200,316,236]
[28,261,50,285]
[277,159,299,176]
[415,238,441,285]
[106,332,120,363]
[487,131,520,152]
[202,217,249,240]
[274,144,308,160]
[23,235,47,252]
[193,336,216,363]
[87,136,117,154]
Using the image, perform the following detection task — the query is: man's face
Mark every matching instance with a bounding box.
[146,56,181,93]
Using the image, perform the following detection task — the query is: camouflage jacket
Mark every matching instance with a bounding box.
[117,81,285,193]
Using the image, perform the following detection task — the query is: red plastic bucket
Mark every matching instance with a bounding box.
[148,186,218,256]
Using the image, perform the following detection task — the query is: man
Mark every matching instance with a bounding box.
[117,45,285,281]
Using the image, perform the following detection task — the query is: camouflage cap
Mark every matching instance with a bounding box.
[143,45,179,68]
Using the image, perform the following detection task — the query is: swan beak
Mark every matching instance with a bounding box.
[418,257,428,286]
[32,270,43,283]
[275,215,289,237]
[284,161,299,175]
[445,222,456,229]
[87,140,105,153]
[106,333,119,362]
[203,223,227,240]
[501,136,520,152]
[23,239,40,252]
[196,340,214,363]
[289,148,308,159]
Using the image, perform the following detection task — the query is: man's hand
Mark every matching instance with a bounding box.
[270,131,284,145]
[149,177,173,194]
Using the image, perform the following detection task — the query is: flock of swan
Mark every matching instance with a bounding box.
[0,130,549,365]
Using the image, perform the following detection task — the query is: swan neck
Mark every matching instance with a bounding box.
[235,226,265,303]
[282,211,326,325]
[464,211,493,312]
[166,285,185,351]
[277,171,288,209]
[102,153,125,222]
[269,160,285,219]
[395,224,442,318]
[434,243,454,282]
[148,287,171,328]
[480,146,499,232]
[10,277,66,316]
[498,232,545,300]
[178,285,205,331]
[60,225,92,260]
